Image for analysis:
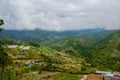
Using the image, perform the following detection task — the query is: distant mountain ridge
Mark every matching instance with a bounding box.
[0,28,115,45]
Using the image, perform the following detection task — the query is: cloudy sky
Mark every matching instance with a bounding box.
[0,0,120,31]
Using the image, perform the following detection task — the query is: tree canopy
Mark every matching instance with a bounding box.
[0,19,4,31]
[0,19,4,26]
[0,19,12,69]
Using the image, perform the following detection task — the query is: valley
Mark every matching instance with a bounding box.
[0,29,120,80]
[1,0,120,79]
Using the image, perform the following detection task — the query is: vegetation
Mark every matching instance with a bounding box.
[0,19,4,31]
[51,73,79,80]
[0,19,14,80]
[84,31,120,71]
[0,28,114,45]
[0,22,120,80]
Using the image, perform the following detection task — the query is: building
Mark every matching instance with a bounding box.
[103,72,120,80]
[19,46,30,50]
[103,74,113,80]
[8,45,18,49]
[96,71,112,74]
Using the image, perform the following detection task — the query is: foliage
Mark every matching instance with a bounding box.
[0,25,120,80]
[0,67,16,80]
[51,73,79,80]
[0,19,4,31]
[0,19,4,26]
[0,19,14,80]
[85,31,120,71]
[0,29,114,45]
[0,47,13,68]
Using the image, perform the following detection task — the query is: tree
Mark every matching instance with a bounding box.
[0,47,13,69]
[0,19,4,26]
[0,19,4,31]
[0,19,13,80]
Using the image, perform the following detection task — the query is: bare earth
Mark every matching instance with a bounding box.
[80,74,102,80]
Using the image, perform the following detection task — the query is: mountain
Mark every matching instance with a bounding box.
[0,28,115,46]
[0,29,62,43]
[1,28,120,72]
[95,30,120,57]
[1,29,120,80]
[86,30,120,71]
[2,41,93,74]
[58,28,106,36]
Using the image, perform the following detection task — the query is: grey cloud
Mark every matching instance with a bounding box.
[0,0,120,31]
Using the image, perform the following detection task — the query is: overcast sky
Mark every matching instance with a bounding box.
[0,0,120,31]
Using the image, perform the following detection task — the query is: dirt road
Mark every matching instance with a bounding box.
[87,74,101,80]
[80,74,102,80]
[80,75,88,80]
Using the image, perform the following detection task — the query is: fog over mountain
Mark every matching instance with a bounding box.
[0,0,120,31]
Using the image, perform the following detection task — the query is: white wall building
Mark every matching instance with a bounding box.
[8,45,18,49]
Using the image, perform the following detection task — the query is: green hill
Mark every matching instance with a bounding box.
[2,41,93,74]
[86,30,120,71]
[0,29,114,46]
[1,29,120,80]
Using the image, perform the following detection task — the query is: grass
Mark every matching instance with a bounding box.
[51,73,79,80]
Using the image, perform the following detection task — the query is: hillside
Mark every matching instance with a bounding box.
[1,40,98,80]
[86,30,120,71]
[95,30,120,58]
[0,29,115,46]
[0,29,120,80]
[2,42,93,74]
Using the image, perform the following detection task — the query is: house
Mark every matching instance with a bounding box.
[8,45,18,49]
[95,71,120,80]
[103,74,113,80]
[19,46,30,50]
[95,71,112,74]
[103,74,120,80]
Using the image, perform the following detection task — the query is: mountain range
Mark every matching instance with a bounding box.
[0,28,115,45]
[0,28,120,72]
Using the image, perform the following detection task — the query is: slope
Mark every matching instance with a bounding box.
[0,29,114,46]
[88,30,120,71]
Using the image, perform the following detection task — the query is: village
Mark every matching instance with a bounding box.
[3,45,120,80]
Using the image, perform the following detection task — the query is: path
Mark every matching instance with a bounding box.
[87,74,101,80]
[80,75,88,80]
[80,74,102,80]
